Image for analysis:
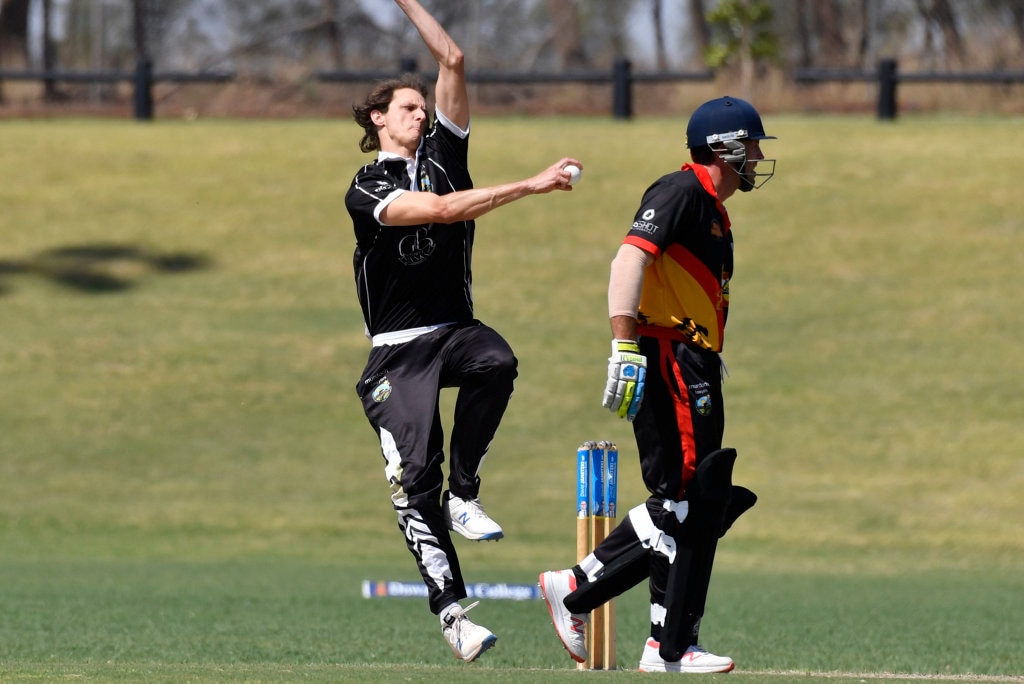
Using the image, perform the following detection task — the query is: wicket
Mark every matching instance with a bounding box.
[576,440,618,670]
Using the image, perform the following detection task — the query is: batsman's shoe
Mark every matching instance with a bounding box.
[639,638,735,673]
[441,601,497,662]
[444,493,504,541]
[538,569,588,663]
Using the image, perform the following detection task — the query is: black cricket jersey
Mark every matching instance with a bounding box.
[623,163,734,352]
[345,114,475,337]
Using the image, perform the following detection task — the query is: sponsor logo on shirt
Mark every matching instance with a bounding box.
[372,378,393,403]
[632,209,659,234]
[398,227,436,265]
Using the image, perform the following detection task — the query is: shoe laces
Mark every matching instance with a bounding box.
[444,600,480,629]
[456,497,489,519]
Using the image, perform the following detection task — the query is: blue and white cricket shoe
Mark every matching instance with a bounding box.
[444,493,504,541]
[441,601,497,662]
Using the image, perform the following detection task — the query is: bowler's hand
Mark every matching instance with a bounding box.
[602,339,646,421]
[530,157,583,193]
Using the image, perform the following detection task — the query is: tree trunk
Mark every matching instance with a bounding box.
[930,0,965,66]
[42,0,58,99]
[856,0,874,68]
[687,0,709,68]
[1011,0,1024,58]
[545,0,588,69]
[738,17,754,96]
[0,0,30,68]
[652,0,668,70]
[813,0,847,67]
[795,0,812,69]
[322,0,342,70]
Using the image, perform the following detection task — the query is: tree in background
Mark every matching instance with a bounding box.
[914,0,965,68]
[686,0,710,70]
[0,0,29,71]
[545,0,587,69]
[2,0,1024,114]
[705,0,779,95]
[0,0,56,102]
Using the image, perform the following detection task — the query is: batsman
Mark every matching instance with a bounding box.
[540,96,776,673]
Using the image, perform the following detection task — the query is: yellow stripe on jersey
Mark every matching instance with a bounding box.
[637,242,726,352]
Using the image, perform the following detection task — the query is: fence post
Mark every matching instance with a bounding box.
[612,57,632,120]
[131,0,152,120]
[133,57,153,121]
[877,58,898,120]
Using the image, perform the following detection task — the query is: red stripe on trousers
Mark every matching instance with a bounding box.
[659,336,696,500]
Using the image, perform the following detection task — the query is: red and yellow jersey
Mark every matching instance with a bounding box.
[623,164,733,352]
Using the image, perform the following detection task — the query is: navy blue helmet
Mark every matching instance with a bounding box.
[686,96,776,191]
[686,96,775,149]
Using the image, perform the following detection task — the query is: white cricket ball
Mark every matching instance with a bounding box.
[565,164,582,186]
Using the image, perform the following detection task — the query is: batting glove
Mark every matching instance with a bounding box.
[602,339,647,421]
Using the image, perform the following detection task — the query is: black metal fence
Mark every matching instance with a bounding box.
[795,59,1024,120]
[0,63,233,120]
[0,57,711,121]
[315,57,714,121]
[3,57,1023,121]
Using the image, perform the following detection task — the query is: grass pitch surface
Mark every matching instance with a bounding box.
[1,114,1022,680]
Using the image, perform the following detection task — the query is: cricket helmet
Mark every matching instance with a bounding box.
[686,96,776,191]
[686,96,775,149]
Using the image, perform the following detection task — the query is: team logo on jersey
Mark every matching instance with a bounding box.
[688,381,713,416]
[398,227,436,265]
[695,394,713,416]
[371,377,393,403]
[711,219,724,238]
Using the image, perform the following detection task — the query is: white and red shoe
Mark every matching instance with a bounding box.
[538,569,588,663]
[639,637,735,673]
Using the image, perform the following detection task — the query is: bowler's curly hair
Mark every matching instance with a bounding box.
[352,74,429,153]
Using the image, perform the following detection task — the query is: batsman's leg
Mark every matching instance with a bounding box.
[659,448,737,662]
[562,497,685,614]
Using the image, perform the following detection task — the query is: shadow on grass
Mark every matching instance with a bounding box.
[0,243,211,295]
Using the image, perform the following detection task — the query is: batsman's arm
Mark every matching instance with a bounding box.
[604,243,652,419]
[610,315,638,342]
[379,157,583,226]
[608,242,651,340]
[394,0,469,130]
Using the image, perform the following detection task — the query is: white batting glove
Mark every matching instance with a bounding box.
[602,339,647,421]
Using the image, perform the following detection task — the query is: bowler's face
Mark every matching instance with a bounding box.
[383,88,428,150]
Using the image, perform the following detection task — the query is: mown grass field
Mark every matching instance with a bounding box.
[1,113,1022,682]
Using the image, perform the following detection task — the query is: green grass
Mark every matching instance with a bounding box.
[1,114,1023,681]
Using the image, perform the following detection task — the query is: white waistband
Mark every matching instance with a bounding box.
[371,323,454,347]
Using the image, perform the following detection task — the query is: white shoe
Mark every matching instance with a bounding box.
[441,601,497,662]
[639,638,735,673]
[444,493,504,541]
[538,569,588,663]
